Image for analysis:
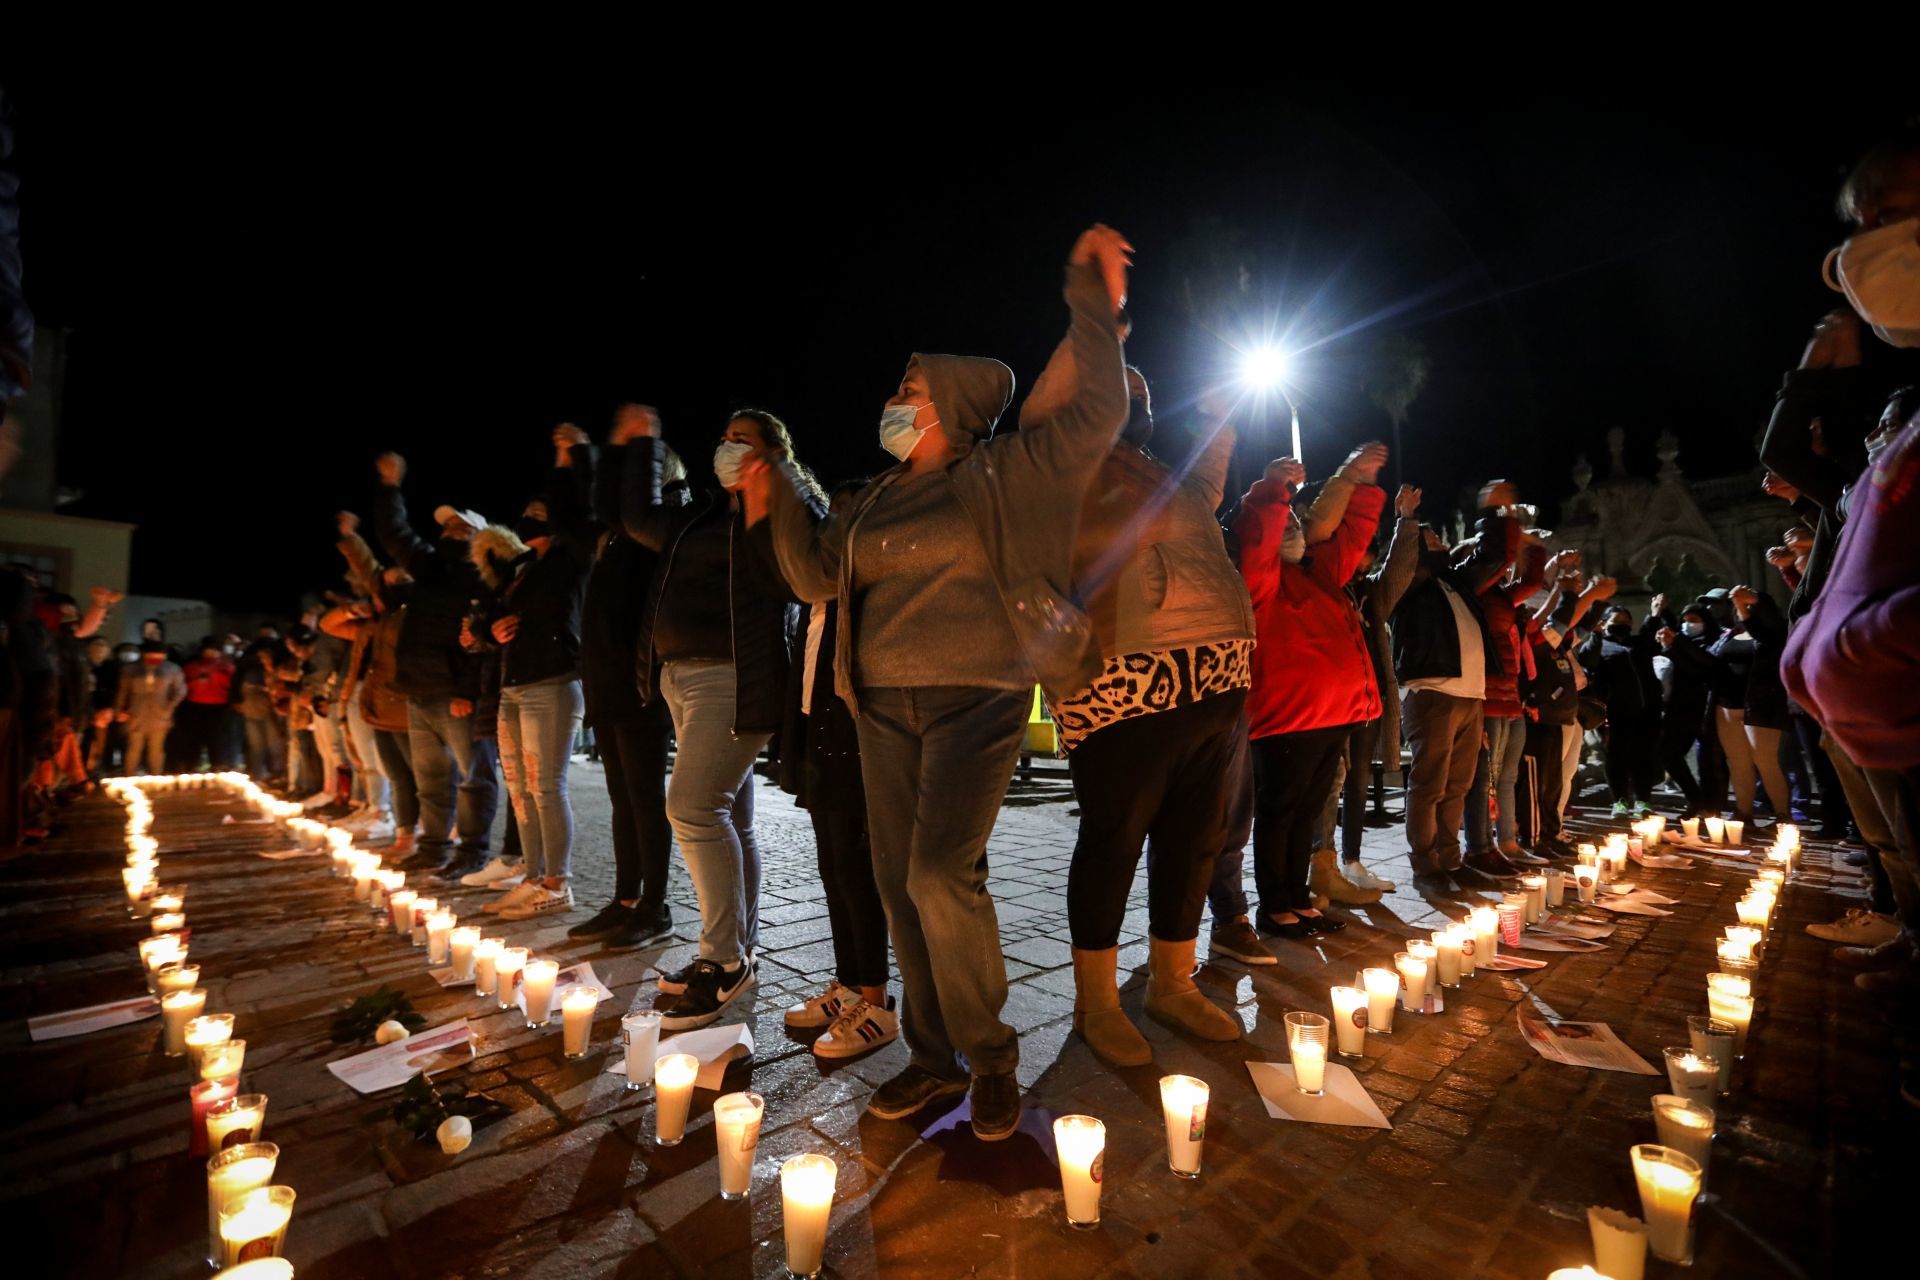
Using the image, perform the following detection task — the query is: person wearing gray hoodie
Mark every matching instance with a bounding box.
[753,224,1132,1141]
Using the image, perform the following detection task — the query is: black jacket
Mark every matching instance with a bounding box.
[488,460,598,689]
[776,600,864,812]
[582,445,686,726]
[373,484,485,703]
[1578,627,1661,723]
[1389,511,1515,685]
[1649,614,1719,723]
[1713,598,1790,731]
[618,438,822,735]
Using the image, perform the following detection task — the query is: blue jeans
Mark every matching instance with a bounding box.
[498,676,585,880]
[856,685,1028,1079]
[407,699,498,860]
[1467,714,1526,851]
[346,700,391,816]
[661,661,768,966]
[242,716,284,779]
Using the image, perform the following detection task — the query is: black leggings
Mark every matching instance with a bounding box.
[1603,713,1661,806]
[1252,721,1355,916]
[810,805,889,988]
[599,706,674,907]
[1066,691,1247,950]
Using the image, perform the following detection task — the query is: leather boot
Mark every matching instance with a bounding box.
[1312,849,1383,905]
[1145,935,1242,1041]
[1070,946,1152,1066]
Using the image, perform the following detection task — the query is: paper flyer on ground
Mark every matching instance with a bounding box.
[257,847,324,860]
[28,994,161,1042]
[1589,893,1675,917]
[607,1021,754,1089]
[1509,934,1609,953]
[1479,954,1548,971]
[1630,848,1693,869]
[327,1019,474,1094]
[1533,918,1615,940]
[1516,1012,1657,1074]
[1246,1062,1391,1128]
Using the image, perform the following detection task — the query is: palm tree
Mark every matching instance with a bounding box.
[1363,333,1432,490]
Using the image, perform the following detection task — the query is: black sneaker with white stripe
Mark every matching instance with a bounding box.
[660,959,755,1030]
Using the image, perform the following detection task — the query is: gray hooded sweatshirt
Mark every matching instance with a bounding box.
[766,261,1128,715]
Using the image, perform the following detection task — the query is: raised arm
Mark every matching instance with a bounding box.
[1182,404,1236,511]
[615,420,681,551]
[1301,444,1388,594]
[549,424,596,540]
[1232,460,1302,611]
[1371,484,1423,619]
[371,453,436,571]
[1456,479,1522,594]
[763,461,846,604]
[1759,313,1871,513]
[998,227,1130,477]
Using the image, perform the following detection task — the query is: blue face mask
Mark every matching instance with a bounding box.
[878,402,936,461]
[713,440,755,488]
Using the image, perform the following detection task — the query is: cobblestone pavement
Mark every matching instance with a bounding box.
[0,762,1910,1279]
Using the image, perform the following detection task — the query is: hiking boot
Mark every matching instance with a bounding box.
[1311,849,1383,905]
[866,1064,967,1120]
[969,1071,1022,1142]
[1208,919,1277,966]
[660,959,754,1031]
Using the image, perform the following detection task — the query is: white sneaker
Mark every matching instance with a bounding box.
[499,882,575,920]
[785,981,859,1030]
[299,791,333,810]
[1346,862,1397,892]
[1807,909,1901,946]
[339,807,386,830]
[483,880,541,914]
[813,999,899,1059]
[460,857,522,888]
[355,819,396,842]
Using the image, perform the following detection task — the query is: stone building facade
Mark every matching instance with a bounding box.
[1550,428,1798,612]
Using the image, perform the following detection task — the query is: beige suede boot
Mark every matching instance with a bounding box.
[1312,849,1384,905]
[1144,935,1242,1041]
[1070,946,1152,1066]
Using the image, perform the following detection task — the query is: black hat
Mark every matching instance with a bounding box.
[139,639,167,655]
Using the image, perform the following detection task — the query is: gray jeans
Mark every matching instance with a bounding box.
[499,676,585,880]
[407,699,498,858]
[857,685,1028,1080]
[662,661,768,966]
[1402,688,1484,873]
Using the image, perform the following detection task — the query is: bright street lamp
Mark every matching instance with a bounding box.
[1240,345,1301,460]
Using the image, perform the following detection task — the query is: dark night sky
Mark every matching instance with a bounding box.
[6,72,1911,615]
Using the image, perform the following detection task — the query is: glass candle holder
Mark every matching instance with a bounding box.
[1361,967,1398,1036]
[1394,952,1427,1013]
[219,1184,295,1268]
[1707,989,1754,1057]
[190,1076,239,1158]
[1406,940,1439,997]
[653,1053,699,1146]
[427,911,456,966]
[1469,905,1499,965]
[712,1090,766,1201]
[157,962,202,999]
[472,937,503,996]
[1704,815,1726,844]
[1284,1011,1329,1096]
[200,1039,246,1083]
[1052,1115,1105,1229]
[494,947,529,1011]
[1651,1094,1714,1187]
[206,1093,269,1153]
[449,926,480,982]
[1687,1015,1735,1092]
[387,889,417,935]
[1662,1047,1718,1107]
[521,959,559,1028]
[780,1153,837,1278]
[1329,985,1367,1057]
[162,988,208,1057]
[1544,868,1567,908]
[206,1142,279,1270]
[410,897,438,947]
[1430,929,1463,987]
[1158,1074,1209,1178]
[1574,863,1599,904]
[186,1014,236,1075]
[1631,1143,1702,1265]
[561,985,598,1057]
[622,1010,662,1092]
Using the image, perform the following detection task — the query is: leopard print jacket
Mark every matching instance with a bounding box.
[1048,640,1253,754]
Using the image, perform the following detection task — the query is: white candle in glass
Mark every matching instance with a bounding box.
[522,959,559,1027]
[473,938,503,996]
[712,1090,766,1200]
[1330,985,1368,1056]
[1735,895,1770,937]
[1706,971,1750,1002]
[1158,1074,1208,1178]
[157,962,202,998]
[1704,816,1726,844]
[186,1014,235,1075]
[1394,952,1427,1012]
[494,948,528,1011]
[1544,868,1567,908]
[1455,922,1478,977]
[427,911,455,965]
[1361,967,1398,1036]
[1725,818,1744,846]
[162,988,208,1056]
[1286,1012,1328,1095]
[1431,930,1462,987]
[1052,1115,1105,1229]
[205,1143,278,1269]
[1662,1048,1718,1107]
[1687,1016,1736,1092]
[387,889,417,935]
[205,1093,268,1153]
[1651,1094,1714,1183]
[219,1185,295,1268]
[200,1039,246,1083]
[1726,924,1763,962]
[1520,875,1547,924]
[1708,989,1754,1056]
[780,1153,836,1277]
[449,926,480,981]
[1716,935,1754,968]
[653,1053,699,1146]
[1470,905,1499,965]
[560,986,597,1057]
[622,1010,662,1091]
[1631,1143,1702,1265]
[1406,941,1438,997]
[351,855,378,901]
[410,897,438,946]
[151,911,187,935]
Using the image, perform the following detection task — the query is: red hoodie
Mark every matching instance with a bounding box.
[1235,478,1384,738]
[184,655,235,706]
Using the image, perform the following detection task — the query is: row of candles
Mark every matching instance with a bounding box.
[108,775,297,1277]
[1571,821,1798,1278]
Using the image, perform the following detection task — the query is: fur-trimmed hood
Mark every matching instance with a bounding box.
[470,525,530,589]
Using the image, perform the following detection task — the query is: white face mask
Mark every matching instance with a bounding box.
[878,402,935,461]
[1683,620,1705,638]
[713,440,755,489]
[1824,217,1920,348]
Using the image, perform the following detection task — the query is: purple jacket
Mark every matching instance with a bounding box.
[1783,413,1920,770]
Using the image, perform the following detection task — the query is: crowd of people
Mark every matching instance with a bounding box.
[4,128,1916,1130]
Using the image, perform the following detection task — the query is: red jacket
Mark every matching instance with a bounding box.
[1236,477,1384,738]
[1479,545,1545,720]
[183,655,235,706]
